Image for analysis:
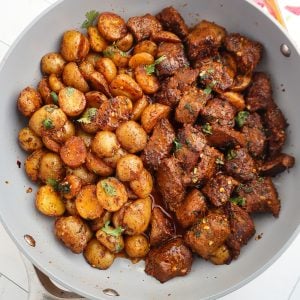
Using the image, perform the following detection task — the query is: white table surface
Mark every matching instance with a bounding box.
[0,0,300,299]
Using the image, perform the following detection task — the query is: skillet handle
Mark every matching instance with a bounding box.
[21,255,84,299]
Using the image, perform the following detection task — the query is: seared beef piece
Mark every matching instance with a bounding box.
[175,87,209,124]
[225,202,255,258]
[224,33,263,74]
[142,118,175,170]
[156,6,189,39]
[155,67,199,107]
[175,189,208,229]
[184,210,231,259]
[264,103,287,157]
[201,98,236,127]
[145,237,193,283]
[225,148,257,182]
[237,177,280,217]
[202,174,239,207]
[150,207,175,247]
[157,157,185,211]
[156,42,189,77]
[241,112,266,158]
[245,72,272,112]
[175,145,199,173]
[151,31,181,43]
[186,20,226,61]
[258,153,295,177]
[198,60,235,92]
[127,14,162,42]
[206,124,246,148]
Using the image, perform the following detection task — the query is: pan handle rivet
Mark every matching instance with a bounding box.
[280,44,291,57]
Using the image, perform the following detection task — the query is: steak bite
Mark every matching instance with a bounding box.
[156,6,189,39]
[142,118,175,170]
[245,72,273,112]
[184,210,231,259]
[156,42,189,77]
[127,14,162,42]
[186,20,226,61]
[157,157,185,211]
[155,67,199,107]
[175,189,208,229]
[224,33,263,74]
[225,202,255,258]
[202,174,239,207]
[237,177,280,217]
[145,237,193,283]
[224,148,257,182]
[150,207,175,247]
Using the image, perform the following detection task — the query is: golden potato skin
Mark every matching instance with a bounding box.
[95,57,117,83]
[87,26,108,52]
[116,121,148,153]
[91,131,120,158]
[84,238,115,269]
[50,119,75,144]
[38,78,52,104]
[116,32,134,51]
[64,198,80,216]
[17,87,42,117]
[85,91,108,108]
[36,185,65,217]
[131,95,150,121]
[86,151,114,177]
[124,234,150,258]
[78,60,95,80]
[133,40,158,57]
[25,149,46,182]
[134,65,160,94]
[61,174,82,200]
[116,154,143,181]
[41,52,66,75]
[129,168,153,199]
[96,226,124,253]
[55,216,91,253]
[89,211,112,232]
[66,165,98,185]
[48,74,65,93]
[103,147,128,168]
[18,127,43,152]
[209,244,232,265]
[128,52,154,69]
[96,177,128,212]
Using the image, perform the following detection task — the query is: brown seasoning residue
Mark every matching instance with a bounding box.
[26,187,33,193]
[24,234,36,247]
[255,233,263,240]
[17,160,21,168]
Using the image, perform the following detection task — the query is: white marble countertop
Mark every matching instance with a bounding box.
[0,0,299,299]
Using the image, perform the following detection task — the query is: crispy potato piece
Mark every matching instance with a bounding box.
[55,216,91,253]
[60,30,90,62]
[231,74,252,92]
[24,149,46,182]
[87,26,108,52]
[38,78,52,104]
[85,91,108,108]
[78,107,100,134]
[117,67,134,77]
[76,128,93,148]
[42,135,61,153]
[41,52,66,75]
[75,185,103,220]
[48,74,65,93]
[78,60,95,80]
[18,127,43,152]
[134,65,159,94]
[103,45,130,67]
[84,238,115,269]
[209,244,232,265]
[110,74,143,101]
[124,234,150,258]
[116,121,148,153]
[85,53,101,66]
[97,12,127,41]
[151,31,181,43]
[86,150,114,176]
[129,168,153,199]
[66,165,98,185]
[134,40,158,57]
[96,177,128,212]
[141,103,171,133]
[220,91,245,111]
[89,71,111,97]
[61,174,82,200]
[36,185,65,217]
[17,87,42,117]
[116,32,134,51]
[91,131,120,158]
[50,119,75,144]
[95,57,117,83]
[96,225,124,253]
[58,87,86,117]
[103,147,128,168]
[89,211,112,232]
[64,198,80,216]
[60,136,87,168]
[116,154,144,181]
[131,95,150,121]
[129,52,154,69]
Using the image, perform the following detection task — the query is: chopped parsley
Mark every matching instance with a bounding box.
[46,178,70,194]
[81,10,99,29]
[77,108,98,124]
[144,55,167,75]
[235,111,250,127]
[42,118,54,130]
[230,196,246,206]
[227,149,237,160]
[101,221,124,237]
[216,157,224,165]
[203,80,217,95]
[193,230,201,238]
[237,184,253,194]
[101,180,117,196]
[199,68,214,80]
[184,103,194,114]
[173,138,182,151]
[103,45,127,58]
[202,123,212,135]
[50,91,58,104]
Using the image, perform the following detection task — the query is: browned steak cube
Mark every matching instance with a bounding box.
[156,6,189,39]
[150,207,175,247]
[157,157,185,211]
[175,189,208,229]
[145,238,193,283]
[156,42,189,77]
[175,145,200,173]
[225,202,255,258]
[202,174,239,207]
[127,14,162,42]
[225,148,257,182]
[237,177,280,217]
[186,20,226,61]
[142,118,175,170]
[184,210,230,259]
[245,72,273,112]
[224,33,263,74]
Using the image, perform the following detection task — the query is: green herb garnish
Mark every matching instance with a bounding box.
[230,196,246,206]
[202,123,212,135]
[173,138,182,151]
[101,221,124,237]
[50,91,58,104]
[237,184,253,194]
[103,45,127,58]
[81,10,99,29]
[227,149,237,160]
[203,80,217,95]
[216,157,224,165]
[101,180,117,196]
[46,178,70,194]
[235,111,250,127]
[77,108,98,124]
[194,230,201,238]
[144,55,166,75]
[184,103,194,114]
[42,118,54,130]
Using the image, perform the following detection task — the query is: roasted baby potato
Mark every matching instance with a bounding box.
[134,65,159,94]
[89,71,111,97]
[78,60,95,80]
[48,74,65,93]
[131,95,150,121]
[209,244,232,265]
[103,45,129,67]
[124,234,150,258]
[116,154,144,181]
[102,147,128,168]
[41,52,66,75]
[91,131,120,158]
[61,174,82,200]
[87,26,108,52]
[50,119,76,144]
[116,32,134,51]
[129,168,153,199]
[18,127,43,152]
[86,151,114,177]
[38,78,52,104]
[128,52,154,69]
[24,149,46,182]
[133,40,158,57]
[89,211,112,232]
[66,165,98,185]
[17,86,42,117]
[95,57,117,83]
